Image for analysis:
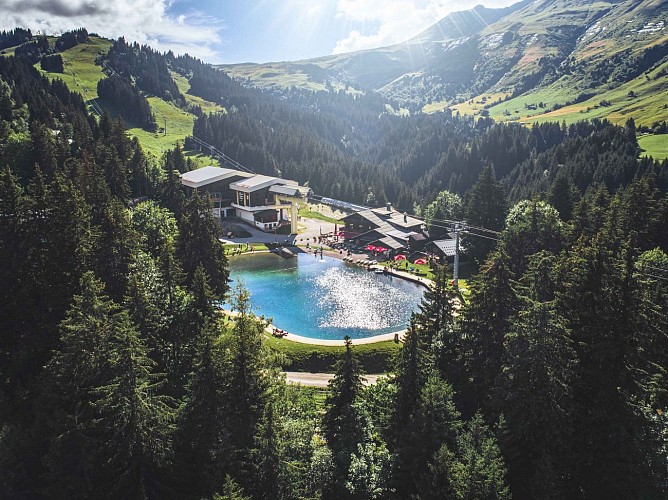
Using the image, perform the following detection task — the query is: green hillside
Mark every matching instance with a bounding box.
[34,36,218,163]
[638,133,668,159]
[223,0,668,133]
[43,35,110,102]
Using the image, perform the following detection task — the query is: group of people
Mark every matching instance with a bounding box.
[272,327,288,338]
[228,243,256,256]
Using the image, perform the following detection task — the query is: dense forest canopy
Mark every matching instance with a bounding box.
[0,30,667,499]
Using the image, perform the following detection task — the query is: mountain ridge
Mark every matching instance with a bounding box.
[220,0,668,127]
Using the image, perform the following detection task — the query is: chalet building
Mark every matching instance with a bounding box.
[341,204,425,254]
[180,166,312,232]
[426,237,459,262]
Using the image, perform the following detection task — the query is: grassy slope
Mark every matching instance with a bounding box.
[443,55,668,129]
[171,70,226,114]
[425,1,668,129]
[298,207,343,224]
[638,134,668,160]
[128,96,196,157]
[221,63,328,92]
[41,36,111,103]
[36,37,220,164]
[518,60,668,128]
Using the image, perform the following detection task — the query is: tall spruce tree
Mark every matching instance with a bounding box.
[547,169,577,222]
[411,373,462,497]
[497,299,576,499]
[459,251,518,412]
[224,285,269,491]
[390,318,430,496]
[253,401,281,499]
[174,317,229,497]
[0,166,27,403]
[42,272,116,498]
[463,165,507,265]
[177,190,229,299]
[556,235,666,497]
[93,198,138,301]
[445,413,510,500]
[415,264,461,384]
[161,165,185,219]
[323,336,365,496]
[92,310,176,498]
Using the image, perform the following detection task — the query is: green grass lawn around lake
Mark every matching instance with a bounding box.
[264,335,401,373]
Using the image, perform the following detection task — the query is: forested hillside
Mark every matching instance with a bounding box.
[223,0,668,130]
[1,23,668,499]
[4,28,665,210]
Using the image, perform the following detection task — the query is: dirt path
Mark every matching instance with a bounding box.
[283,372,382,388]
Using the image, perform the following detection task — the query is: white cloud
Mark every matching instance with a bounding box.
[333,0,514,54]
[0,0,224,61]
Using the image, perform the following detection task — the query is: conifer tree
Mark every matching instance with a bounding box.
[446,413,510,500]
[621,176,660,251]
[125,255,164,351]
[177,190,229,298]
[391,319,428,440]
[459,251,518,411]
[98,145,129,201]
[411,373,462,497]
[92,310,176,498]
[390,318,430,496]
[43,272,116,498]
[253,401,281,499]
[416,264,461,383]
[93,198,138,301]
[20,171,91,398]
[0,166,27,398]
[416,264,456,346]
[556,235,665,497]
[547,169,577,221]
[175,317,228,497]
[497,299,576,498]
[161,165,185,218]
[464,165,507,265]
[224,285,269,490]
[571,183,609,242]
[323,336,364,495]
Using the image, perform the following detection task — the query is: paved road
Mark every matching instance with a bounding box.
[283,372,382,388]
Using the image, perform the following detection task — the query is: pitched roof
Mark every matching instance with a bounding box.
[230,175,298,193]
[268,184,311,197]
[430,239,457,257]
[180,166,252,188]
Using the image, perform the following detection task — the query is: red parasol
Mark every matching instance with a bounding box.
[394,254,406,261]
[414,258,427,265]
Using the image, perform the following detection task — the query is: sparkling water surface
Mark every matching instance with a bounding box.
[228,253,425,340]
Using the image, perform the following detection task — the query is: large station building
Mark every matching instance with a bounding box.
[180,166,312,232]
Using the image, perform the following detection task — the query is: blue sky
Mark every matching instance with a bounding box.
[0,0,518,64]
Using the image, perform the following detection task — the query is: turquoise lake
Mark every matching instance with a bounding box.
[228,252,425,340]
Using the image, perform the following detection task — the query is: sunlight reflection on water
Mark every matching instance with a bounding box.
[314,267,416,330]
[229,253,424,340]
